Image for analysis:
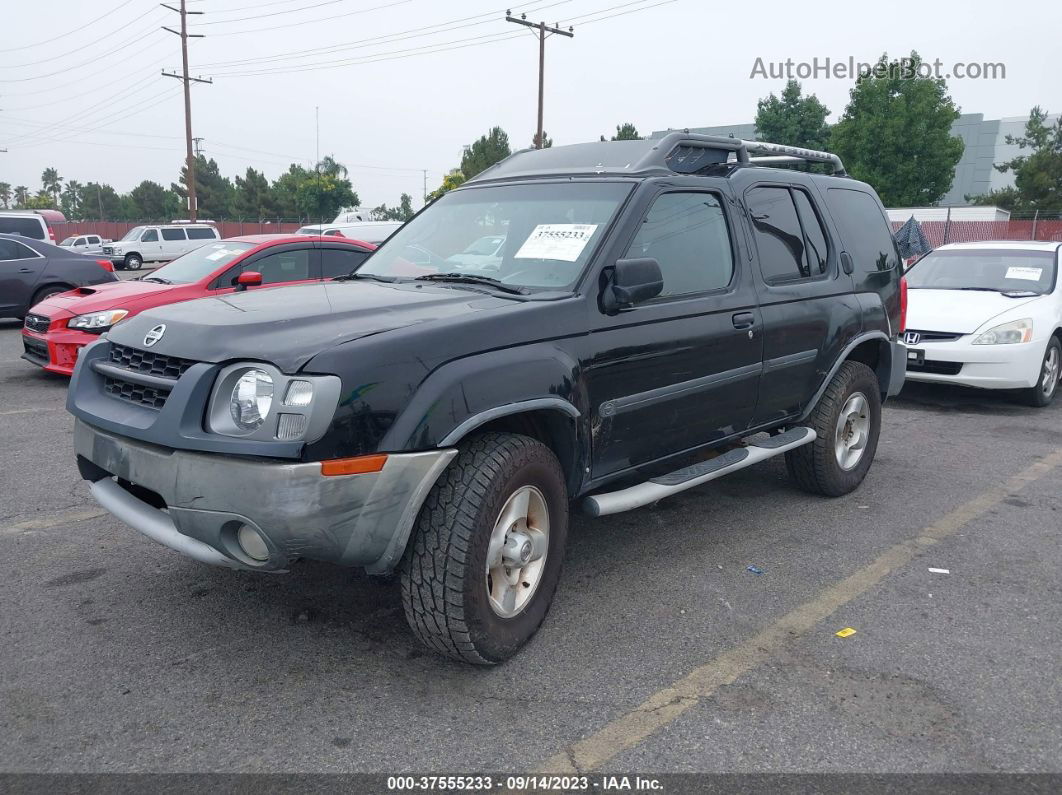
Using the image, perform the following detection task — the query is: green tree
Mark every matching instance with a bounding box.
[129,180,178,219]
[969,107,1062,214]
[428,169,466,200]
[41,167,62,207]
[80,182,124,220]
[234,167,278,219]
[372,192,415,221]
[755,79,831,150]
[172,156,235,219]
[531,130,553,149]
[0,183,11,209]
[296,171,358,222]
[14,186,30,207]
[461,127,511,179]
[316,155,347,179]
[271,164,312,218]
[23,190,54,210]
[61,180,82,217]
[611,123,641,141]
[830,51,964,206]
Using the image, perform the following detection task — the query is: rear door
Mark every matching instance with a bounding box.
[586,183,763,478]
[160,227,188,260]
[139,228,163,261]
[743,180,859,425]
[0,238,46,315]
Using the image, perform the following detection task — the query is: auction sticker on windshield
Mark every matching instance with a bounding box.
[515,224,598,262]
[1006,266,1043,281]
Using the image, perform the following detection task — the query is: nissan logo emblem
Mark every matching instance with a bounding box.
[904,331,920,345]
[143,324,166,347]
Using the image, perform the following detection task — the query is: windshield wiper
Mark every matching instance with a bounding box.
[414,272,528,295]
[139,276,172,284]
[333,271,403,283]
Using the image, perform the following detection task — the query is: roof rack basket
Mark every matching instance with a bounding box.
[642,133,846,176]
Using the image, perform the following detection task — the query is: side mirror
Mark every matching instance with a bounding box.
[234,271,262,292]
[601,258,663,314]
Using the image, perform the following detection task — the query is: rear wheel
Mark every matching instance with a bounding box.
[400,432,568,664]
[1021,337,1061,408]
[123,253,143,271]
[786,361,882,497]
[32,284,69,305]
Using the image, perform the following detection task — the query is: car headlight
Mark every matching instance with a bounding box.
[229,369,274,431]
[972,318,1033,345]
[69,309,129,331]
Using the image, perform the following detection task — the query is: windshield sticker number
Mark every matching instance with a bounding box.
[1006,266,1043,281]
[515,224,598,262]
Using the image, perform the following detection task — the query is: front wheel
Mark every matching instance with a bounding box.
[1021,337,1061,408]
[786,361,882,497]
[400,433,569,664]
[123,253,143,271]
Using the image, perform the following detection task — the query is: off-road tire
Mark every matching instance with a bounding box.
[1021,337,1061,408]
[123,253,143,271]
[785,361,882,497]
[400,432,569,664]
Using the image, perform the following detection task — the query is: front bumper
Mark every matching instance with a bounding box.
[21,327,96,376]
[75,419,457,573]
[904,336,1047,390]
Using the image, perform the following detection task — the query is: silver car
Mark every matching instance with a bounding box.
[59,234,106,255]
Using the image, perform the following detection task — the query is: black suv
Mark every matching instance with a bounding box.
[68,134,906,664]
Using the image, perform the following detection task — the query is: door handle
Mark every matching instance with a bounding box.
[18,268,34,273]
[732,312,755,330]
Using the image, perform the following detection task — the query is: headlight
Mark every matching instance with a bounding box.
[229,369,274,430]
[69,309,129,331]
[972,318,1033,345]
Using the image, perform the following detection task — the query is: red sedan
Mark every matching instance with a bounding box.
[21,234,375,375]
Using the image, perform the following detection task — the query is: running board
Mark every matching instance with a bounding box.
[583,427,817,517]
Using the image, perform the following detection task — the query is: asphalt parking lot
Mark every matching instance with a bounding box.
[1,318,1060,775]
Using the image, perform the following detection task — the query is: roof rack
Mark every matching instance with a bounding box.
[649,133,846,175]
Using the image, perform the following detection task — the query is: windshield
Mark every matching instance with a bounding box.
[907,249,1058,295]
[357,182,632,290]
[60,236,76,246]
[148,241,256,284]
[119,226,146,242]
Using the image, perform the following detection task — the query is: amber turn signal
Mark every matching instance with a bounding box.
[320,454,388,476]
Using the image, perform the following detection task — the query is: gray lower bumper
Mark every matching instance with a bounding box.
[75,419,457,573]
[889,339,907,397]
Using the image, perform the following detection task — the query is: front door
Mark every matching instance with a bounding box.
[587,187,763,479]
[0,238,46,315]
[139,228,164,262]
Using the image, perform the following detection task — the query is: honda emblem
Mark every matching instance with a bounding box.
[904,331,920,345]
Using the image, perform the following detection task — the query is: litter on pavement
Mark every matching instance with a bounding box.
[835,627,857,638]
[928,568,950,574]
[746,565,764,575]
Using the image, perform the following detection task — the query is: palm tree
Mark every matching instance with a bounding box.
[41,167,63,207]
[0,182,11,208]
[316,155,347,179]
[62,180,82,217]
[14,186,30,207]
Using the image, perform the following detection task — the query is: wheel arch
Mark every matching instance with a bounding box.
[799,331,892,422]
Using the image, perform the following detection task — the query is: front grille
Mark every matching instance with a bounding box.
[109,343,195,379]
[102,246,113,255]
[103,343,198,410]
[104,377,170,410]
[23,337,48,364]
[905,330,963,343]
[24,314,50,333]
[908,360,963,375]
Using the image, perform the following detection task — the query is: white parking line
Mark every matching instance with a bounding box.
[0,507,107,536]
[0,407,63,416]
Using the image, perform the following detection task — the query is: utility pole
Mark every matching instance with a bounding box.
[504,11,573,149]
[192,137,205,158]
[162,1,211,221]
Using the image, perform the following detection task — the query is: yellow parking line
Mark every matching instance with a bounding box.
[537,449,1062,774]
[0,407,62,416]
[0,507,107,536]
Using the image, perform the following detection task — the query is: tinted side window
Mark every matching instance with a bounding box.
[141,229,159,242]
[825,188,898,272]
[747,187,808,282]
[792,190,829,274]
[161,228,186,241]
[74,238,86,247]
[0,217,46,239]
[624,192,734,297]
[236,249,311,285]
[321,248,369,278]
[0,239,37,260]
[186,227,216,240]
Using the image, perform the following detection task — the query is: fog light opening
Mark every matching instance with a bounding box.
[236,524,270,562]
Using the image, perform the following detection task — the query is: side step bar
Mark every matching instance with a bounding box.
[583,427,817,517]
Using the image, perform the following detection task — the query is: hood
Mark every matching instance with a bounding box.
[105,281,512,371]
[905,289,1044,334]
[32,279,181,318]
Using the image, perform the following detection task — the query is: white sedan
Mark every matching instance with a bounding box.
[903,241,1062,406]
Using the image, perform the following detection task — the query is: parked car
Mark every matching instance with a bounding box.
[67,135,906,663]
[59,234,107,255]
[0,233,116,321]
[445,234,506,269]
[294,221,402,244]
[0,210,60,243]
[22,235,375,375]
[903,240,1062,406]
[102,223,221,270]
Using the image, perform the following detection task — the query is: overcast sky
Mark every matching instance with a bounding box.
[2,0,1058,211]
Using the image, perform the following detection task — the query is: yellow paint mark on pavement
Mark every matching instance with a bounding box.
[0,507,106,536]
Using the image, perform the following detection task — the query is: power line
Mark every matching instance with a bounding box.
[0,8,165,69]
[0,25,166,82]
[196,0,349,26]
[0,0,141,55]
[195,0,412,37]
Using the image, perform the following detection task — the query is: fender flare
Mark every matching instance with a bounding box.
[439,397,581,446]
[798,331,893,422]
